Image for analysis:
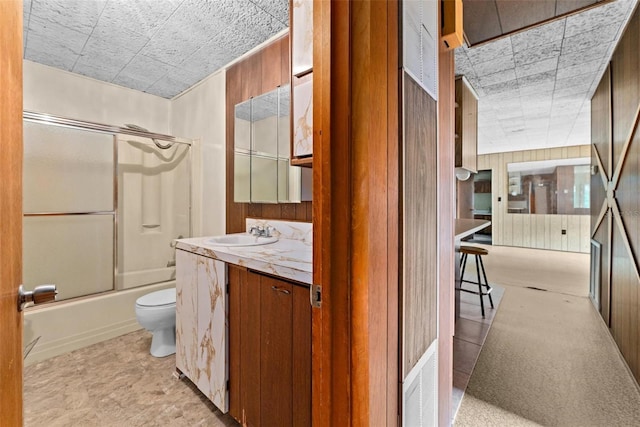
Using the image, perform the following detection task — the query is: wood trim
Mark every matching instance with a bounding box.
[312,0,352,424]
[351,1,397,423]
[0,0,23,424]
[438,8,457,424]
[386,1,400,425]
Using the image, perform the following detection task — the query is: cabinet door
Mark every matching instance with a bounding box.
[260,275,293,427]
[176,249,198,380]
[196,256,228,412]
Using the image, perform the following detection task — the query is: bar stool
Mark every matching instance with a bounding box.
[458,245,494,317]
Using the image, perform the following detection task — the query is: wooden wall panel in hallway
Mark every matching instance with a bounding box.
[477,146,591,253]
[225,34,312,234]
[590,66,611,325]
[403,74,438,375]
[592,3,640,383]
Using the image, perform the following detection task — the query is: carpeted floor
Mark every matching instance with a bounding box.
[463,244,590,297]
[455,245,640,426]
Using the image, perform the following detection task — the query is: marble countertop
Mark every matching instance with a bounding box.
[176,234,312,285]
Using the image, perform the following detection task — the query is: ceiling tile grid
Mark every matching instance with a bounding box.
[455,0,637,154]
[23,0,289,99]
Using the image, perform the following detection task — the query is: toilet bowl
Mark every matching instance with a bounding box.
[135,288,176,357]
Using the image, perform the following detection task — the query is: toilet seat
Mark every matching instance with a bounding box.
[136,288,176,307]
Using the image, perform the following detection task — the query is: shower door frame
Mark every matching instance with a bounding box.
[23,110,193,298]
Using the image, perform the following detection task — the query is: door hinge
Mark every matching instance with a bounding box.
[310,284,322,308]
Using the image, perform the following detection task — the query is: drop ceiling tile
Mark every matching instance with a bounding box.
[525,117,551,128]
[564,0,631,38]
[555,73,596,90]
[27,15,89,54]
[517,70,555,87]
[515,57,558,79]
[73,38,136,81]
[98,0,183,38]
[147,74,192,99]
[482,78,519,95]
[561,22,621,54]
[73,61,123,84]
[473,55,515,77]
[478,68,517,86]
[115,55,172,86]
[164,66,210,89]
[25,44,78,72]
[464,37,513,63]
[201,0,288,40]
[556,58,602,79]
[454,49,477,78]
[31,0,106,35]
[520,83,556,99]
[511,19,565,53]
[514,39,562,67]
[91,21,151,52]
[249,0,290,25]
[24,0,32,21]
[180,41,237,76]
[558,42,609,68]
[25,31,80,71]
[111,74,153,93]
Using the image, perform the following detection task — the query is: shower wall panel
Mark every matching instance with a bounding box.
[117,136,191,289]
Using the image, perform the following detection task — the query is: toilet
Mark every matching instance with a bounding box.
[135,288,176,357]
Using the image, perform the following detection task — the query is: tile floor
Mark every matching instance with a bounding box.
[23,330,238,427]
[451,279,505,419]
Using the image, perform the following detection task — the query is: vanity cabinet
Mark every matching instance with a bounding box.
[175,249,228,412]
[228,265,311,426]
[455,76,478,173]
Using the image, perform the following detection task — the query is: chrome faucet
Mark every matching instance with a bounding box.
[249,225,275,237]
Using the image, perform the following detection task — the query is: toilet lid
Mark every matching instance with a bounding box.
[136,288,176,307]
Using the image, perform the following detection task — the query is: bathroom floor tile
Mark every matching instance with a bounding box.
[24,330,238,427]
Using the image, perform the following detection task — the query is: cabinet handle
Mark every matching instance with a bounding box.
[271,286,291,295]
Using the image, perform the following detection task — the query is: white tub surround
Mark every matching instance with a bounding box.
[176,219,312,285]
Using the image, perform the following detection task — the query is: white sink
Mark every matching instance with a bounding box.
[207,233,278,247]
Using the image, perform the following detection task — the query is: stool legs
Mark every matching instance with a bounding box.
[458,252,493,317]
[478,255,494,309]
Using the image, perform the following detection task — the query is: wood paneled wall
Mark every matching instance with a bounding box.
[225,34,312,234]
[402,73,438,375]
[437,32,457,426]
[312,1,401,425]
[478,145,591,253]
[591,3,640,384]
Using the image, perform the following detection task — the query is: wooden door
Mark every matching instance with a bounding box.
[0,0,24,424]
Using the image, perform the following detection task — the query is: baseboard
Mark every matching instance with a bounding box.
[25,320,143,366]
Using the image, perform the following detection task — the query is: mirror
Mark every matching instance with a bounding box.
[507,157,590,215]
[234,84,309,203]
